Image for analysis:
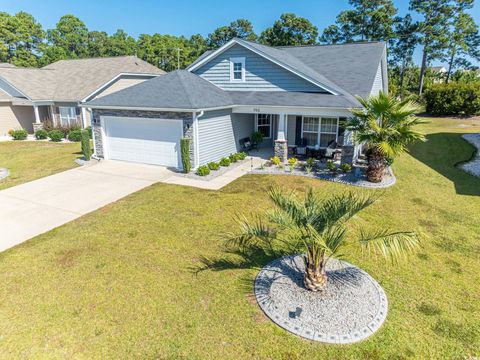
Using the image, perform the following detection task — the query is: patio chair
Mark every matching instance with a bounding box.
[239,137,257,152]
[325,140,338,158]
[296,138,307,157]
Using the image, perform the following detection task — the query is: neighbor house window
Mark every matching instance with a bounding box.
[256,114,272,138]
[319,117,338,147]
[230,57,245,82]
[302,117,320,146]
[59,107,78,127]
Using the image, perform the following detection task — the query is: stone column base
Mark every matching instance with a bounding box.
[33,123,44,132]
[274,140,288,163]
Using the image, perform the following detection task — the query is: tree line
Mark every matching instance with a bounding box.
[1,0,479,98]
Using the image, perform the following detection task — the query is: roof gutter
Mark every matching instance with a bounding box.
[81,104,236,112]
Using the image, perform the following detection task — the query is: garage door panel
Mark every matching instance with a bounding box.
[104,116,182,168]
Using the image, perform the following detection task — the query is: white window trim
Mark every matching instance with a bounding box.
[230,57,246,82]
[59,106,78,126]
[301,116,339,148]
[255,113,272,139]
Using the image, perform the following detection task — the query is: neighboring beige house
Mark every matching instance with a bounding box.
[0,57,164,135]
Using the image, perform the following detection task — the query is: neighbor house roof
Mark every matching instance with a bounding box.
[0,56,164,102]
[86,70,234,110]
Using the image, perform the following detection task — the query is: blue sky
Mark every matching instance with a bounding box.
[2,0,480,66]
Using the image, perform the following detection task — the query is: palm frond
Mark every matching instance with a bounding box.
[359,229,421,262]
[267,187,305,226]
[227,214,275,249]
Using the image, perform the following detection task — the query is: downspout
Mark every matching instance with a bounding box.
[193,110,204,169]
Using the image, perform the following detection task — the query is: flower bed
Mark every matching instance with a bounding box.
[252,159,396,189]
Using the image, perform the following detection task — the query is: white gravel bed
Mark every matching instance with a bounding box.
[0,168,9,180]
[252,165,396,189]
[255,254,388,344]
[461,134,480,177]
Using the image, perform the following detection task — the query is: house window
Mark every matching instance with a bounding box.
[59,107,78,127]
[319,117,338,147]
[230,57,245,82]
[302,117,319,146]
[256,114,272,138]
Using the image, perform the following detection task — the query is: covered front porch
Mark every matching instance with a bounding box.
[232,105,357,165]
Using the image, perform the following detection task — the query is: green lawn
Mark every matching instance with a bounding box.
[0,118,479,359]
[0,141,81,190]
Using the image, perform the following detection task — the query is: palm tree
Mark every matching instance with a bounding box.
[229,187,420,292]
[348,92,425,183]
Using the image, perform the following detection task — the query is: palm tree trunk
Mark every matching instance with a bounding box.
[304,258,327,291]
[367,148,386,183]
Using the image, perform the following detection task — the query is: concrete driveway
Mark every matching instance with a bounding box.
[0,160,173,252]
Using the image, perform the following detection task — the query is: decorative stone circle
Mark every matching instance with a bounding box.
[254,254,388,344]
[0,168,9,180]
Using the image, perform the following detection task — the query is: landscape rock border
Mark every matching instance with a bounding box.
[254,254,388,344]
[0,168,9,180]
[251,165,396,189]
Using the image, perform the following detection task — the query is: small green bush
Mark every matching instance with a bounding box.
[229,153,238,163]
[86,126,92,139]
[424,83,480,115]
[326,160,336,172]
[81,130,91,160]
[236,152,247,160]
[219,157,231,167]
[68,129,82,142]
[340,163,352,173]
[48,129,64,142]
[196,165,210,176]
[208,161,220,170]
[11,129,28,140]
[270,156,281,166]
[306,157,316,167]
[180,138,191,173]
[35,129,48,140]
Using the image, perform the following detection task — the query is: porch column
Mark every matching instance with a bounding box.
[33,105,40,124]
[32,105,43,132]
[274,113,288,163]
[81,107,88,128]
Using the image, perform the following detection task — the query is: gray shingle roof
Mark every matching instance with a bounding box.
[0,56,164,101]
[230,91,359,108]
[87,70,234,110]
[278,42,386,97]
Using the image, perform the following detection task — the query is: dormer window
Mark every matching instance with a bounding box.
[230,57,245,82]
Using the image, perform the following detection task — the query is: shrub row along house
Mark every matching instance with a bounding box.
[83,39,388,170]
[0,57,164,136]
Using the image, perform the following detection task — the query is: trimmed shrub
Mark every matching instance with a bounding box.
[86,126,92,139]
[7,129,14,136]
[68,129,82,142]
[235,152,247,161]
[48,129,64,142]
[11,129,28,140]
[81,130,91,160]
[180,138,191,173]
[196,165,210,176]
[340,163,352,173]
[229,153,238,163]
[424,83,480,115]
[219,157,231,167]
[208,161,220,171]
[35,129,48,140]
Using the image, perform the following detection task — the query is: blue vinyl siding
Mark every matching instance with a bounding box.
[193,44,323,92]
[370,61,384,96]
[197,110,256,165]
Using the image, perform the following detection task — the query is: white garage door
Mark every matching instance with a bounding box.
[103,116,182,168]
